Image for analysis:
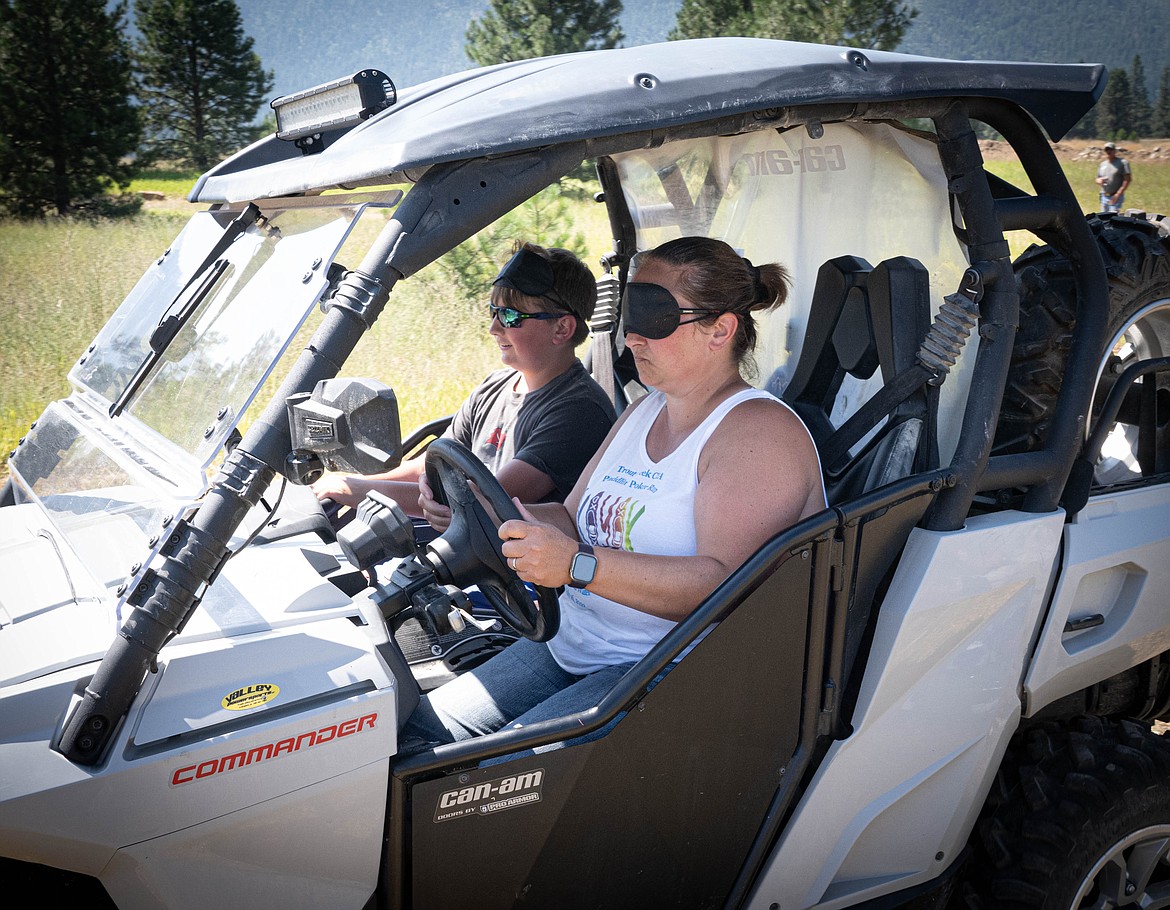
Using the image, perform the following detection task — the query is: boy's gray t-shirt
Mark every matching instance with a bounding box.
[445,361,616,501]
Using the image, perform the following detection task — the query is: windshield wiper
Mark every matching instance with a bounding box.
[110,203,261,418]
[109,258,230,418]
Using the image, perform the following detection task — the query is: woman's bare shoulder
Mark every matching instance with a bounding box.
[709,395,822,480]
[724,395,814,445]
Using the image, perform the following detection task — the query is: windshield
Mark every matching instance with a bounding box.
[7,194,399,605]
[71,204,369,464]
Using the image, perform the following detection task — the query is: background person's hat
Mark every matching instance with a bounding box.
[1104,141,1117,149]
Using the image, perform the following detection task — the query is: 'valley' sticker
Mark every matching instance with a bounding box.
[221,683,280,711]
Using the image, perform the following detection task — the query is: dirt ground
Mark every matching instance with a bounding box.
[979,136,1170,162]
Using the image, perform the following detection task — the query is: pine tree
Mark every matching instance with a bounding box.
[671,0,916,50]
[1130,55,1152,138]
[1095,68,1134,140]
[1067,105,1097,141]
[1153,66,1170,138]
[0,0,140,216]
[669,0,752,39]
[465,0,624,66]
[135,0,273,171]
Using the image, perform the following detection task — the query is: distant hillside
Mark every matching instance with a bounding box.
[902,0,1170,94]
[237,0,683,99]
[237,0,1169,103]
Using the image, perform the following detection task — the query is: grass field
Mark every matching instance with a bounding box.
[2,150,1168,480]
[0,209,193,461]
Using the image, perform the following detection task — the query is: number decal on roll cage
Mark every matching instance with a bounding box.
[737,145,847,176]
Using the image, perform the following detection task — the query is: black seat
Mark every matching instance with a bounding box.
[781,255,937,504]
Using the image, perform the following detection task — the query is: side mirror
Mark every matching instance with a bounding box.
[287,378,401,482]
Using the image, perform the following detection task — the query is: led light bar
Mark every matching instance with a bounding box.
[272,69,396,143]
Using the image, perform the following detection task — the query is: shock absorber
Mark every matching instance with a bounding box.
[917,267,983,385]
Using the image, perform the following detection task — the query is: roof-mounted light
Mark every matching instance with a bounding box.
[272,69,396,152]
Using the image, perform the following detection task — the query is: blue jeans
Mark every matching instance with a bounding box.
[1101,192,1124,213]
[401,638,635,753]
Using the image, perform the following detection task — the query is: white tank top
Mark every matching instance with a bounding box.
[548,387,812,674]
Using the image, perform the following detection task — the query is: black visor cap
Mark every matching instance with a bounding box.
[493,248,556,297]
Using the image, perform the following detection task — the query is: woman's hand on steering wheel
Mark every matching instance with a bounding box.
[498,503,579,590]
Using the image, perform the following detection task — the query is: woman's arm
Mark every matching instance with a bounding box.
[500,399,823,621]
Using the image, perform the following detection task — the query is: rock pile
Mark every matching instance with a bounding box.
[1070,144,1170,161]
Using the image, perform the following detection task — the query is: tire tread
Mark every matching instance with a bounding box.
[958,716,1170,909]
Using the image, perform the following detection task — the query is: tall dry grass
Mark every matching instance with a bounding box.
[0,213,191,458]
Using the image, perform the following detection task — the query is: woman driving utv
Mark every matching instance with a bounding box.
[404,236,826,747]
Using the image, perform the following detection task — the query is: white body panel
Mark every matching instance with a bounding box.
[1025,482,1170,715]
[0,502,119,686]
[0,528,399,907]
[102,760,388,910]
[746,510,1066,909]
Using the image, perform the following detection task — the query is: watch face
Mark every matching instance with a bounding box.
[571,552,597,586]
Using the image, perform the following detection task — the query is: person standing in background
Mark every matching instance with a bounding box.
[1096,141,1133,213]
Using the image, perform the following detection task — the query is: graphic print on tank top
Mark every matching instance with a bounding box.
[552,389,804,675]
[580,492,646,551]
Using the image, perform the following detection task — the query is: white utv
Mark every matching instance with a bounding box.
[2,37,1169,910]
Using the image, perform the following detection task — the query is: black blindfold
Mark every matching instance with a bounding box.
[622,282,722,339]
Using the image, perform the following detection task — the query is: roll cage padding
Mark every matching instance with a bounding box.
[921,104,1020,530]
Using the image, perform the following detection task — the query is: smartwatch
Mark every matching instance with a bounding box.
[568,542,598,589]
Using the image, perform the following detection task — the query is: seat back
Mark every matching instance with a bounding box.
[781,255,936,504]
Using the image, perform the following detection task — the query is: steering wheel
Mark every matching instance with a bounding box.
[422,439,560,642]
